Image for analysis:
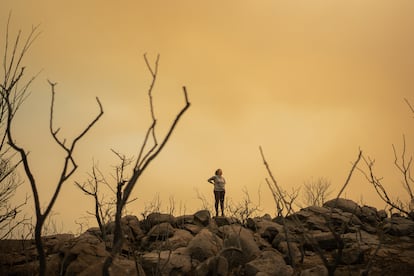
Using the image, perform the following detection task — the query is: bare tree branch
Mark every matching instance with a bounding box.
[102,55,190,275]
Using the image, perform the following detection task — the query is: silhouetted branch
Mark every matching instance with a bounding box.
[102,55,190,275]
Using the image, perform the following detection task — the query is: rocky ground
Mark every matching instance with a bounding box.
[1,198,414,275]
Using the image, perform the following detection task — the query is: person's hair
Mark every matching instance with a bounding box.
[215,169,222,175]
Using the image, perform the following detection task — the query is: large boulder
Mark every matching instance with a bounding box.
[300,265,328,276]
[383,216,414,236]
[141,247,192,275]
[289,207,330,232]
[194,210,211,226]
[141,212,175,231]
[60,233,109,275]
[214,216,240,227]
[245,249,293,276]
[323,198,362,217]
[246,217,284,242]
[219,224,261,262]
[187,228,222,261]
[195,255,228,276]
[147,222,175,241]
[79,258,142,276]
[175,215,195,227]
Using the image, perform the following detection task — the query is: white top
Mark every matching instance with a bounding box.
[208,175,226,191]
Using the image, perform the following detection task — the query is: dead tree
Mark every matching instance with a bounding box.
[0,157,29,239]
[4,80,103,276]
[302,177,332,207]
[359,98,414,217]
[260,146,363,275]
[0,14,35,239]
[1,15,104,275]
[75,162,115,241]
[102,54,190,275]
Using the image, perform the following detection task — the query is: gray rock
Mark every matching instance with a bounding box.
[219,246,245,270]
[300,265,328,276]
[166,229,193,250]
[277,241,303,265]
[182,223,203,235]
[304,231,337,250]
[214,216,240,227]
[79,258,141,276]
[147,222,175,240]
[342,230,380,246]
[219,224,261,262]
[60,233,109,275]
[187,228,222,261]
[194,210,211,226]
[247,218,284,242]
[141,247,192,275]
[360,205,379,224]
[124,215,145,240]
[377,209,388,220]
[245,249,293,276]
[323,198,362,217]
[145,212,175,229]
[195,255,228,276]
[383,216,414,236]
[175,215,194,227]
[340,245,364,265]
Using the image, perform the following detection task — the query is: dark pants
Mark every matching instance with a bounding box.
[214,190,225,216]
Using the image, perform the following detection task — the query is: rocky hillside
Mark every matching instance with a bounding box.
[1,198,414,275]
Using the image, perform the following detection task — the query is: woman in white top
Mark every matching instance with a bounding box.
[207,168,226,217]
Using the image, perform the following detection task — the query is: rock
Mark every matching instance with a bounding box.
[340,245,365,265]
[195,255,228,276]
[214,216,240,227]
[61,233,109,275]
[245,249,293,276]
[342,230,380,246]
[147,222,175,241]
[182,223,202,235]
[168,229,194,249]
[261,213,272,221]
[383,216,414,236]
[219,246,245,270]
[304,231,337,250]
[329,211,363,230]
[246,217,284,242]
[277,241,303,265]
[288,207,330,232]
[219,224,261,262]
[378,209,388,220]
[144,212,175,230]
[323,198,362,217]
[253,232,272,250]
[300,265,328,276]
[187,228,222,261]
[175,215,195,227]
[124,215,145,240]
[194,210,211,226]
[4,200,414,276]
[360,205,380,224]
[43,234,74,255]
[104,221,130,236]
[79,258,141,276]
[141,247,192,275]
[86,227,102,237]
[260,223,281,243]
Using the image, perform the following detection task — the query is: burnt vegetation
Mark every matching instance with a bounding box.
[1,15,414,276]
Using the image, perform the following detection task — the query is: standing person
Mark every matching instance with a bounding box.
[207,168,226,217]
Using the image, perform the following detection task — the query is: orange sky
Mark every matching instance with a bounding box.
[2,0,414,234]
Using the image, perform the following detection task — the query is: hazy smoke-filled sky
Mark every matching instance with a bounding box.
[2,0,414,233]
